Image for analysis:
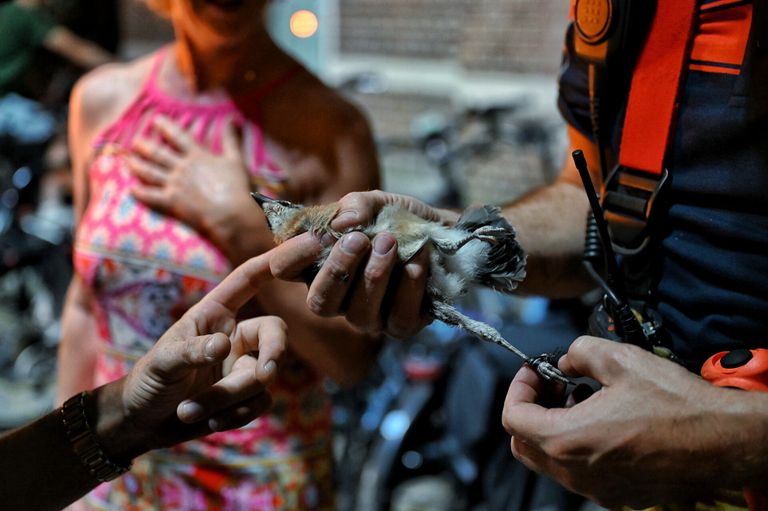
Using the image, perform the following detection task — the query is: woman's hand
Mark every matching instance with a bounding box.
[128,116,265,260]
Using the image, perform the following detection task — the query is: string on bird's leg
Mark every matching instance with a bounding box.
[430,301,572,385]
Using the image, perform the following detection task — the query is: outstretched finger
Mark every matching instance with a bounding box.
[203,252,275,314]
[269,232,326,282]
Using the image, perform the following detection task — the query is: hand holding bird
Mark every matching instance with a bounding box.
[254,191,571,385]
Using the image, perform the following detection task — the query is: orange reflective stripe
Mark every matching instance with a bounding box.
[690,3,752,72]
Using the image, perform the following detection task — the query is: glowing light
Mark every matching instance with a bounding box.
[289,9,318,38]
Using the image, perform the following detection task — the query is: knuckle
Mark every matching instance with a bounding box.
[363,264,388,284]
[325,259,352,282]
[339,191,362,208]
[307,293,334,317]
[570,335,596,355]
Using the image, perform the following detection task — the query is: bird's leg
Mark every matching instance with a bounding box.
[471,225,509,244]
[433,225,508,255]
[430,301,572,385]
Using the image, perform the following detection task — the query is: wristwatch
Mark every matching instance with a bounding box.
[61,391,131,482]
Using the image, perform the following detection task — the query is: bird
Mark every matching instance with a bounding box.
[252,192,571,384]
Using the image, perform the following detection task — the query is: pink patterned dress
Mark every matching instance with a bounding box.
[74,49,333,510]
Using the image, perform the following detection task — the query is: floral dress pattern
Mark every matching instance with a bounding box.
[73,49,333,510]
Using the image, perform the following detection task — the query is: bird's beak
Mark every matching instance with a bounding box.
[251,192,274,209]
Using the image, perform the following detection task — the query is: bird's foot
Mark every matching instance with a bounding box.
[526,354,572,385]
[473,225,508,244]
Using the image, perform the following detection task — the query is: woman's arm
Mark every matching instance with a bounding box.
[127,77,384,385]
[252,91,383,385]
[56,61,149,403]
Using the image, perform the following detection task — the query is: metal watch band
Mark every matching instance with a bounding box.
[61,391,131,482]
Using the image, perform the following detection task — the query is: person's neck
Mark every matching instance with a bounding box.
[173,30,288,95]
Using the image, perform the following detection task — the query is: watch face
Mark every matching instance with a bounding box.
[575,0,614,44]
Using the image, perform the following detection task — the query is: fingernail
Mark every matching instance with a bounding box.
[205,338,218,359]
[263,360,277,375]
[319,232,336,248]
[341,232,367,255]
[373,235,395,255]
[334,211,358,227]
[180,401,204,422]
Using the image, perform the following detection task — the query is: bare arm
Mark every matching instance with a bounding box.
[271,126,600,338]
[128,81,382,385]
[56,63,145,403]
[43,26,112,70]
[250,100,382,385]
[4,254,285,510]
[503,126,600,297]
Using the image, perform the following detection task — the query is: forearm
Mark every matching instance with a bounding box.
[707,388,768,491]
[205,193,276,265]
[503,180,594,297]
[0,380,148,511]
[44,27,112,70]
[56,279,100,404]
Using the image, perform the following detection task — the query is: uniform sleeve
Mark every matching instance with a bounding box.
[557,24,594,139]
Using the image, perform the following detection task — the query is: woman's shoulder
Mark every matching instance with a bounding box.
[274,68,373,140]
[71,52,158,131]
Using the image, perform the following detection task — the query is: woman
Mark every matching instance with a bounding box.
[57,0,381,508]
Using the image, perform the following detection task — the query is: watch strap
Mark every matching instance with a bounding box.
[61,391,131,482]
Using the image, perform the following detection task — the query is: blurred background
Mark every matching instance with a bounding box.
[0,1,594,510]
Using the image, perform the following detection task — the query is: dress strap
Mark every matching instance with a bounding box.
[144,46,168,92]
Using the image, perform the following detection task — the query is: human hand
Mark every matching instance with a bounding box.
[105,253,286,460]
[127,116,254,247]
[502,336,768,508]
[270,190,456,337]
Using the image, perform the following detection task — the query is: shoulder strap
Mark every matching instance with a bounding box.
[601,0,697,253]
[618,0,698,175]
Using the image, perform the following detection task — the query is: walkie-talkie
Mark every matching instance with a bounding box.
[572,0,655,68]
[572,0,656,178]
[572,150,652,349]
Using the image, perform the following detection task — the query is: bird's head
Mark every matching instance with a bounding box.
[251,193,304,238]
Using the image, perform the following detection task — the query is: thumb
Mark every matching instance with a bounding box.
[151,332,231,378]
[330,191,391,231]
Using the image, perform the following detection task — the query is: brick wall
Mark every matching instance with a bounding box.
[337,0,570,204]
[339,0,568,74]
